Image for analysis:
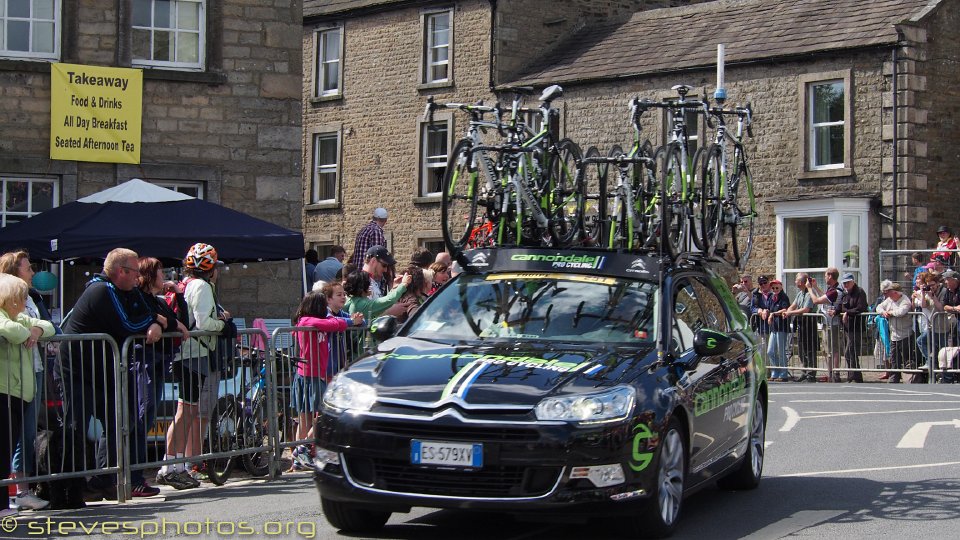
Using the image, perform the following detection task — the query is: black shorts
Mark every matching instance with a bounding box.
[172,362,206,405]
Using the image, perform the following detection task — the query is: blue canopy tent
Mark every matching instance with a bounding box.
[0,179,304,262]
[0,179,308,308]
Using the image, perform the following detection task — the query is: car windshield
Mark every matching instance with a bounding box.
[404,272,659,344]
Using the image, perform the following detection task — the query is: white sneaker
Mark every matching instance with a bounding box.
[14,492,50,511]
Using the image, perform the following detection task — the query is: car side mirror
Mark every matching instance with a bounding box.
[693,328,733,357]
[369,316,398,343]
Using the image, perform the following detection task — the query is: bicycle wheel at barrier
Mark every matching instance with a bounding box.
[204,396,237,485]
[659,144,687,257]
[578,146,607,247]
[729,156,756,270]
[441,139,482,252]
[699,144,724,256]
[548,138,583,247]
[241,395,272,477]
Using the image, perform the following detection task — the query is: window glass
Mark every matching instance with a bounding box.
[132,0,205,70]
[810,80,844,168]
[842,215,860,269]
[0,177,58,227]
[784,217,828,269]
[422,122,447,195]
[690,279,729,332]
[424,11,450,83]
[313,133,339,203]
[317,28,341,96]
[152,180,203,199]
[671,279,706,353]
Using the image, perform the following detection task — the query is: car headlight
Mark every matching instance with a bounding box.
[323,376,377,412]
[535,386,635,424]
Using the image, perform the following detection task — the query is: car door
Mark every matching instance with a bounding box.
[689,277,751,464]
[669,276,728,476]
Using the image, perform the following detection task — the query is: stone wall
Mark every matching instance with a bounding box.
[548,49,890,277]
[0,1,304,318]
[302,0,495,263]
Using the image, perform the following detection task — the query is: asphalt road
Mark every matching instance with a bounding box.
[3,383,960,539]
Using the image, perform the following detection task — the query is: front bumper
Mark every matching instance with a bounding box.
[313,408,658,516]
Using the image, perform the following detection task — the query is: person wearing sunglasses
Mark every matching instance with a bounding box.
[764,280,792,382]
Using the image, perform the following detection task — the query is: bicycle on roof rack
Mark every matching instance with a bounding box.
[429,85,583,254]
[698,99,756,270]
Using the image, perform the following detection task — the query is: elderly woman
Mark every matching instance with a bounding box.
[0,250,55,510]
[0,272,55,511]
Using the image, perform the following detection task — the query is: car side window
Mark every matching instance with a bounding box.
[671,278,706,353]
[690,278,730,333]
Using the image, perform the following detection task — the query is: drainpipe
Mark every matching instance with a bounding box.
[488,0,497,91]
[891,44,899,249]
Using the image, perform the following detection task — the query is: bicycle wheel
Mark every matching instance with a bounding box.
[659,144,687,257]
[548,138,583,247]
[633,144,660,248]
[204,396,237,485]
[441,139,482,252]
[605,146,631,249]
[579,146,606,247]
[729,155,756,270]
[241,395,272,477]
[699,144,724,256]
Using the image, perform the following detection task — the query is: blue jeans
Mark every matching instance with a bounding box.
[11,371,41,477]
[767,331,789,379]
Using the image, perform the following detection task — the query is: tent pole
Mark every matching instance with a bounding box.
[59,260,64,322]
[302,258,308,296]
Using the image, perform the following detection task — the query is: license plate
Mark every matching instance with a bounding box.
[410,440,483,468]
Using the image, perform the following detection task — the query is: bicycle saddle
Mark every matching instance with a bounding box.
[671,84,693,96]
[540,84,563,102]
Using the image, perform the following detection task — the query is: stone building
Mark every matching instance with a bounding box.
[303,0,958,295]
[0,1,304,317]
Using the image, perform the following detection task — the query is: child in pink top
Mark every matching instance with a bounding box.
[290,291,361,470]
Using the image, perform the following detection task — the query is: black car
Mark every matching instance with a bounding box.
[313,247,767,537]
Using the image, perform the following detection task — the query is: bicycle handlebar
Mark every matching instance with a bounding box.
[580,154,654,166]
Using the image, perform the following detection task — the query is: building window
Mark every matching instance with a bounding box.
[422,10,451,85]
[315,26,342,97]
[809,80,844,169]
[1,177,58,227]
[311,132,340,204]
[421,120,448,196]
[0,0,59,60]
[132,0,205,70]
[774,198,869,298]
[153,180,203,199]
[799,70,852,176]
[422,239,445,258]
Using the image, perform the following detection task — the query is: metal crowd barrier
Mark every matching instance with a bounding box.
[3,324,372,506]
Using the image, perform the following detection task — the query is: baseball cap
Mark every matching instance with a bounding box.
[926,262,939,270]
[840,273,855,284]
[365,245,395,266]
[937,225,951,234]
[770,279,783,286]
[373,207,388,220]
[942,270,959,280]
[757,275,769,285]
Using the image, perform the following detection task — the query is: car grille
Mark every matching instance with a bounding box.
[345,456,562,498]
[361,420,541,443]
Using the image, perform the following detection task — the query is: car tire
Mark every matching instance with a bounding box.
[629,417,686,538]
[717,396,765,491]
[320,497,391,533]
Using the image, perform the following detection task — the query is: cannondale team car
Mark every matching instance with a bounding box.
[313,247,767,538]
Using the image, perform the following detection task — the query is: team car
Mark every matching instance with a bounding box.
[313,247,767,537]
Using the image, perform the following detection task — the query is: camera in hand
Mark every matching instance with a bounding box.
[922,286,932,292]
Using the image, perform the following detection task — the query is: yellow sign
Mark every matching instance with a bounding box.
[50,63,143,164]
[487,272,617,285]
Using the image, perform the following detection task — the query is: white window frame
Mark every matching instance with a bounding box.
[421,9,452,85]
[131,0,206,71]
[808,80,844,170]
[0,0,60,60]
[798,70,852,177]
[0,176,59,227]
[420,119,449,197]
[314,25,343,98]
[774,197,871,298]
[311,130,341,205]
[152,179,204,199]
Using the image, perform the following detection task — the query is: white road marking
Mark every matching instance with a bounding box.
[764,441,773,448]
[896,419,960,448]
[740,510,845,540]
[777,461,960,477]
[788,399,960,403]
[779,407,800,432]
[797,407,960,419]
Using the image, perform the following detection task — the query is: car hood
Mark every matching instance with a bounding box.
[347,337,658,407]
